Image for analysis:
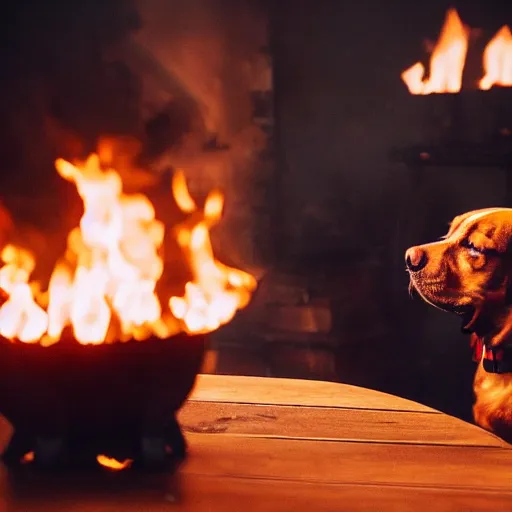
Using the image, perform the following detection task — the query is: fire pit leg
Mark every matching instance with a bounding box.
[33,437,67,469]
[141,437,167,468]
[140,415,187,469]
[164,415,187,459]
[2,433,68,470]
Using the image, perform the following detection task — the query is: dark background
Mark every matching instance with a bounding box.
[268,0,512,423]
[1,0,512,426]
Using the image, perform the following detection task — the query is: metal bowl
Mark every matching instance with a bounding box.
[0,333,206,470]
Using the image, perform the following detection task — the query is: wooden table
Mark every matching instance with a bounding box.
[1,374,512,511]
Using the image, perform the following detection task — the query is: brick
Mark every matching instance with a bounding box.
[213,345,268,377]
[262,331,338,348]
[264,283,310,306]
[264,344,337,381]
[267,305,332,334]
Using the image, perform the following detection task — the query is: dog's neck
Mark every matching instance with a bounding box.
[467,294,512,373]
[464,287,512,344]
[470,300,512,374]
[471,333,512,374]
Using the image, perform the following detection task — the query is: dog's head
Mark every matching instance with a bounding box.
[405,208,512,344]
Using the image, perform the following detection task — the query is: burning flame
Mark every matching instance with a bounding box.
[0,153,256,344]
[480,25,512,90]
[401,8,469,95]
[169,170,257,334]
[96,455,132,471]
[402,9,512,94]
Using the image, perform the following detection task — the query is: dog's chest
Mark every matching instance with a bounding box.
[473,361,512,427]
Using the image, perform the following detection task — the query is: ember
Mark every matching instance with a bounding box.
[96,455,132,471]
[402,8,512,94]
[0,151,257,345]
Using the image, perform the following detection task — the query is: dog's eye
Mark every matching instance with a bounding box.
[461,239,484,256]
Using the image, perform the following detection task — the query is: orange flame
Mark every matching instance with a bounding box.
[401,8,469,95]
[402,9,512,94]
[96,455,132,471]
[169,170,257,334]
[0,153,256,344]
[480,25,512,90]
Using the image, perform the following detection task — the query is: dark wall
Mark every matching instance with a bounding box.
[271,0,512,420]
[273,0,512,261]
[0,0,142,232]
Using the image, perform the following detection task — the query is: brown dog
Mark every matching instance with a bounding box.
[405,207,512,442]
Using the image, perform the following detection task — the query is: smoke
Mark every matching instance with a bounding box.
[133,0,266,139]
[0,0,270,273]
[118,0,270,270]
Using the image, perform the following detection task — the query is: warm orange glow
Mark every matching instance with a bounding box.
[0,152,256,344]
[401,8,469,94]
[0,244,47,342]
[169,170,257,334]
[21,451,34,464]
[480,25,512,90]
[96,455,132,471]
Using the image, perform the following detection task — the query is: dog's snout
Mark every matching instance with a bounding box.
[405,246,427,272]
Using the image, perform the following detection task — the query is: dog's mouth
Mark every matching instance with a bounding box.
[409,277,461,311]
[409,277,478,331]
[451,304,474,316]
[409,278,481,334]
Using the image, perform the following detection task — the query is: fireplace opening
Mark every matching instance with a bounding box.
[2,0,512,456]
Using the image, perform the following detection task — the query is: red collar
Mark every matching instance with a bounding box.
[471,335,512,374]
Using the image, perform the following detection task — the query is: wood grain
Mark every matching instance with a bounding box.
[3,473,512,512]
[178,401,509,448]
[190,374,438,413]
[1,374,512,511]
[172,475,512,512]
[181,433,512,491]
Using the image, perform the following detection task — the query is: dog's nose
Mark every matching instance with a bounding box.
[405,246,427,272]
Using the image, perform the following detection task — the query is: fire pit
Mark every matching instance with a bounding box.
[0,332,206,470]
[0,142,257,471]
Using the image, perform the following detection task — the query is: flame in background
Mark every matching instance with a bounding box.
[480,25,512,90]
[401,8,469,95]
[401,8,512,94]
[96,455,132,471]
[0,153,257,344]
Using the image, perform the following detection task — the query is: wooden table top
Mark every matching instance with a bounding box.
[1,374,512,511]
